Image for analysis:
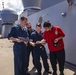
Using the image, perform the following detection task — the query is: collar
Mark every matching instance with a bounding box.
[35,31,42,35]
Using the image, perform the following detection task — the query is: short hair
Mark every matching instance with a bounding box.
[36,23,41,27]
[20,16,28,21]
[43,21,51,27]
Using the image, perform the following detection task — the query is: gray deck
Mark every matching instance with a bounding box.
[0,39,76,75]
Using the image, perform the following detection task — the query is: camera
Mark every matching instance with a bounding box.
[54,42,61,47]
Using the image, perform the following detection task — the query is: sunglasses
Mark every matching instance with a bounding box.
[27,27,31,29]
[36,25,41,27]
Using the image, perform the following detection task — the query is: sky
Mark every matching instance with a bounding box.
[0,0,23,14]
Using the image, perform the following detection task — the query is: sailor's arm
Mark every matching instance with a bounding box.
[9,37,23,43]
[30,39,36,47]
[36,39,46,44]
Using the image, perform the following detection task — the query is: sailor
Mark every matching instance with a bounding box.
[30,23,51,75]
[38,21,65,75]
[8,16,30,75]
[25,22,36,70]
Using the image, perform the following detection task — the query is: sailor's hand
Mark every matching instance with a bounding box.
[36,41,41,44]
[16,38,23,43]
[24,41,28,45]
[54,38,58,43]
[31,43,36,47]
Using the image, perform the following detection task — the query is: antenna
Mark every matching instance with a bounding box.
[38,14,49,23]
[38,16,43,23]
[2,2,4,9]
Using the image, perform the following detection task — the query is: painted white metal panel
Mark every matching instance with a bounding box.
[27,1,76,65]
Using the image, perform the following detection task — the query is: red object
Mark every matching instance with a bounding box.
[43,26,65,52]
